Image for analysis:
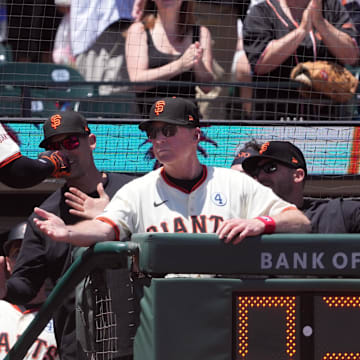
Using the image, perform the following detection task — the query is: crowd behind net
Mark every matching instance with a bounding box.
[2,0,360,198]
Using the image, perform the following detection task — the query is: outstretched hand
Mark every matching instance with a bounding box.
[216,218,265,245]
[33,207,69,243]
[65,183,110,219]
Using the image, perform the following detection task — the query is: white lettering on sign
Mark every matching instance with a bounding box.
[259,252,360,271]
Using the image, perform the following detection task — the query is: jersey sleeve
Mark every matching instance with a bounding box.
[0,123,21,168]
[96,183,138,241]
[240,174,297,219]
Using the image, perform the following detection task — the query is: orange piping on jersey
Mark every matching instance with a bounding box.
[10,304,40,314]
[160,165,208,194]
[349,127,360,174]
[280,206,298,213]
[96,217,120,241]
[266,0,288,27]
[0,152,22,168]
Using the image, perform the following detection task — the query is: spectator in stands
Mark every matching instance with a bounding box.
[228,18,253,119]
[70,0,145,96]
[7,0,62,62]
[52,0,74,66]
[0,222,59,360]
[230,139,262,172]
[242,140,360,232]
[0,111,136,360]
[125,0,215,117]
[243,0,360,120]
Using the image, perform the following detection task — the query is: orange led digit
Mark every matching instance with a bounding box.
[321,297,360,360]
[236,296,296,359]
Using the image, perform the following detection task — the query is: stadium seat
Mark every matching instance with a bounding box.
[0,62,93,117]
[78,92,138,118]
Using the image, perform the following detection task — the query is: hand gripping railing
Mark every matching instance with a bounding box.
[4,241,139,360]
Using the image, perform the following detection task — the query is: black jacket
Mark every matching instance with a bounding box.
[303,197,360,233]
[6,172,136,360]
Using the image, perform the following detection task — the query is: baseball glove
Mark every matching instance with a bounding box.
[290,61,358,104]
[38,151,71,178]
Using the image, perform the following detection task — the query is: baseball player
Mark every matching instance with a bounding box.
[0,122,69,188]
[0,222,59,360]
[34,97,310,246]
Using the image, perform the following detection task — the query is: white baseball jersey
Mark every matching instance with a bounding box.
[97,166,296,240]
[0,301,59,360]
[0,123,21,168]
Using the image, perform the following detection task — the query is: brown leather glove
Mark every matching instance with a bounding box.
[38,151,71,178]
[290,60,358,104]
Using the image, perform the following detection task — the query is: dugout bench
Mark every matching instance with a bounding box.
[5,233,360,360]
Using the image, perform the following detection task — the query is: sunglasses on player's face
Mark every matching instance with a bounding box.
[252,162,279,177]
[146,124,178,140]
[45,135,82,151]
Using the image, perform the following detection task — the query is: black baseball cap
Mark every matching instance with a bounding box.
[231,146,259,166]
[3,221,27,257]
[139,97,200,130]
[242,141,307,175]
[39,111,90,148]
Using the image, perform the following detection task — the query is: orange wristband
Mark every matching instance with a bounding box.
[255,216,276,234]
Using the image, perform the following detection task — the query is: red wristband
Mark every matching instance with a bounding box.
[255,216,276,234]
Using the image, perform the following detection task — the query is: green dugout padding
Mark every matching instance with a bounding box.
[133,278,360,360]
[5,234,360,360]
[134,278,236,360]
[132,233,360,276]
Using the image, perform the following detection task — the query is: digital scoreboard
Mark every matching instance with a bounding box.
[234,292,360,360]
[132,233,360,360]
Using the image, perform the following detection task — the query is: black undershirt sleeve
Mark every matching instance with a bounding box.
[0,155,54,188]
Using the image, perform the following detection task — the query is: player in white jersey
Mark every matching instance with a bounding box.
[0,222,58,360]
[0,122,69,188]
[33,97,311,245]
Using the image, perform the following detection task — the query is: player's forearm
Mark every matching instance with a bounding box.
[273,209,311,233]
[0,156,53,188]
[66,219,115,246]
[128,60,186,92]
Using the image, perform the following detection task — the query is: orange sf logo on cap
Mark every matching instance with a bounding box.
[292,157,299,164]
[259,142,270,155]
[188,115,194,122]
[154,100,165,116]
[50,114,62,129]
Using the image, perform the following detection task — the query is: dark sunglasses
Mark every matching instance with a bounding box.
[251,162,278,177]
[146,125,178,140]
[45,135,82,151]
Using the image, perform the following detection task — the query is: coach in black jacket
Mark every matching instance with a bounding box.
[0,111,136,360]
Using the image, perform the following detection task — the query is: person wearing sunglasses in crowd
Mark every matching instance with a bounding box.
[241,140,360,233]
[0,122,69,188]
[33,97,310,252]
[0,111,136,360]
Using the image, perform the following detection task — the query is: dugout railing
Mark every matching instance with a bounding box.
[5,233,360,360]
